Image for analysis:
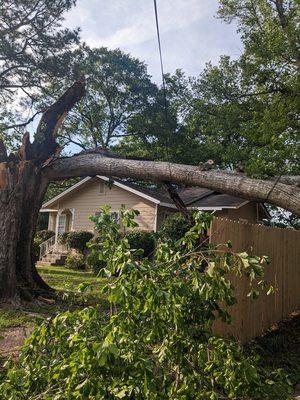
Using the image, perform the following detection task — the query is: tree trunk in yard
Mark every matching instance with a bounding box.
[0,163,20,300]
[0,161,51,302]
[0,79,85,302]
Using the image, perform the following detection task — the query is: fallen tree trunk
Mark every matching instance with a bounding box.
[1,77,299,302]
[43,154,300,216]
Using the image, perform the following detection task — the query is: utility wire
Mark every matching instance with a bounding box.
[153,0,171,162]
[153,0,168,120]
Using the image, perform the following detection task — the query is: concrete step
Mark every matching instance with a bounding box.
[40,253,67,266]
[36,261,52,267]
[49,252,68,257]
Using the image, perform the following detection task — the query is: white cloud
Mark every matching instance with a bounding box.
[64,0,242,81]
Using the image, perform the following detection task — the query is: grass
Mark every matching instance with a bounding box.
[0,265,107,332]
[37,264,106,293]
[0,310,33,330]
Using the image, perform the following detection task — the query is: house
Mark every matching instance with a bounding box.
[40,175,270,241]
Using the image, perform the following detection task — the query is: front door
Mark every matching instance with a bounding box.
[58,213,67,235]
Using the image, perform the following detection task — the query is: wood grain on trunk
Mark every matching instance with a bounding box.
[43,154,300,216]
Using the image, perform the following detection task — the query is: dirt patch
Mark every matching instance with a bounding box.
[0,326,34,360]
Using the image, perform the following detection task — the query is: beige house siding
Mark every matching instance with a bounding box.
[157,202,258,229]
[215,203,258,223]
[48,178,156,232]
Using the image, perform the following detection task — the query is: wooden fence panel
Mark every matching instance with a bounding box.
[210,218,300,343]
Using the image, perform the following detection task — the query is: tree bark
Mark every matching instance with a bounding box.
[0,79,85,302]
[43,154,300,216]
[0,161,51,301]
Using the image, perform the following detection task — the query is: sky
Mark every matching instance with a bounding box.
[64,0,243,83]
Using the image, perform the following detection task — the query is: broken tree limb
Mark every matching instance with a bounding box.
[163,182,193,224]
[42,154,300,216]
[30,78,86,165]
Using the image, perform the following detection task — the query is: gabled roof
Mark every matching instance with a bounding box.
[41,175,255,212]
[41,176,165,209]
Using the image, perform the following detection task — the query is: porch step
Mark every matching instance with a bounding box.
[36,261,52,267]
[40,254,68,266]
[48,252,68,258]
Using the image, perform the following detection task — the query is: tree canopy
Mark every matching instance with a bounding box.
[59,46,157,150]
[0,0,80,148]
[116,0,299,178]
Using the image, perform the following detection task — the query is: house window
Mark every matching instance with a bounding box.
[58,214,67,235]
[99,182,105,194]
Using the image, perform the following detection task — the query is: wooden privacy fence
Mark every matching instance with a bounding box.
[210,217,300,343]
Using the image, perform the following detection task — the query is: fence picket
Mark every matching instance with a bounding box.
[210,217,300,343]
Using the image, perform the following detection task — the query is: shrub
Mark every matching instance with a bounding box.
[158,212,192,242]
[32,240,41,263]
[123,230,156,259]
[65,253,86,270]
[58,231,69,244]
[86,249,107,274]
[35,229,55,242]
[1,208,292,399]
[66,231,94,253]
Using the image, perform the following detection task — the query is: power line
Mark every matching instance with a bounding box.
[153,0,168,119]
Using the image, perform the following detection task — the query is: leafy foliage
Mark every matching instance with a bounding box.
[66,231,94,253]
[116,1,300,178]
[158,212,192,242]
[86,205,139,275]
[59,46,157,149]
[35,230,55,242]
[1,208,292,399]
[122,230,156,259]
[115,70,197,164]
[65,253,86,270]
[0,0,80,148]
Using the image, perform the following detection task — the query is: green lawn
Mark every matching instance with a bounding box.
[0,265,108,331]
[37,265,106,293]
[0,310,33,330]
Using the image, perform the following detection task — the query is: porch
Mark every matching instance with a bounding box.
[38,208,75,263]
[42,207,76,243]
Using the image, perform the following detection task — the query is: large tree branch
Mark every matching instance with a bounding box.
[163,182,193,224]
[29,78,86,165]
[42,154,300,216]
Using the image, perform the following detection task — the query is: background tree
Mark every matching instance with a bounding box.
[116,70,199,164]
[117,0,299,178]
[186,55,299,176]
[0,0,80,149]
[59,46,157,150]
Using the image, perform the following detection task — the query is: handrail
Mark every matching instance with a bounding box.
[39,235,55,260]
